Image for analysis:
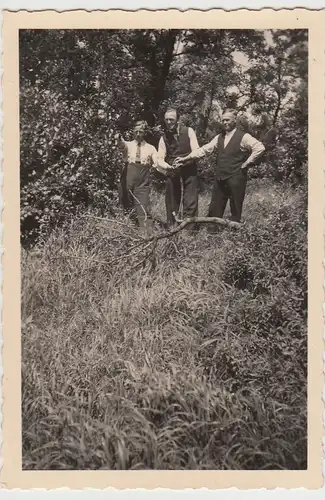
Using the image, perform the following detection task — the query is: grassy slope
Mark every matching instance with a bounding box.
[21,179,307,470]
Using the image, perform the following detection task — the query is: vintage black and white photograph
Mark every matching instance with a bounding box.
[20,27,308,471]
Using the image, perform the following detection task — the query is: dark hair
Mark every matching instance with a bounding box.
[165,107,180,120]
[133,119,147,129]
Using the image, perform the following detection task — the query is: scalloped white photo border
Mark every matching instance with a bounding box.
[0,3,324,499]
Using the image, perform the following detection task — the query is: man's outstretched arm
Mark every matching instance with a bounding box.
[175,133,219,165]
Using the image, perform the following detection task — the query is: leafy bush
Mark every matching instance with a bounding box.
[20,30,154,246]
[20,78,129,246]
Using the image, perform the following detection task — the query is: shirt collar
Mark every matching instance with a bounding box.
[225,127,237,136]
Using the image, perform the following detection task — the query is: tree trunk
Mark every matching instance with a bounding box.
[201,78,216,138]
[273,91,281,126]
[273,58,283,126]
[150,30,180,122]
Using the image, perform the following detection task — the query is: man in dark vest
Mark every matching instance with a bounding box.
[175,109,265,223]
[157,108,200,226]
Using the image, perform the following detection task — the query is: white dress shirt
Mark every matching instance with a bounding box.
[157,126,200,173]
[187,128,265,165]
[120,139,158,168]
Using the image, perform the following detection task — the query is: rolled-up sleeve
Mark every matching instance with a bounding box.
[188,127,200,151]
[156,137,172,170]
[242,133,266,164]
[188,134,219,160]
[150,145,158,168]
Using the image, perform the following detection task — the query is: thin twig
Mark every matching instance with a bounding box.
[80,214,138,231]
[128,189,148,223]
[130,240,157,271]
[56,240,153,267]
[93,240,154,267]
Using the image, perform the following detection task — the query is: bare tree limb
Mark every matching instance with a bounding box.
[59,216,242,269]
[141,216,242,243]
[80,214,137,230]
[128,189,148,222]
[84,213,242,244]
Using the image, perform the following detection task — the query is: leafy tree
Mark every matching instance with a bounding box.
[20,29,148,244]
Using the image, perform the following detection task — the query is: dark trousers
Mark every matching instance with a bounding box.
[208,169,247,223]
[119,163,153,232]
[165,165,198,225]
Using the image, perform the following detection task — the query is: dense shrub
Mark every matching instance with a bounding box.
[20,30,153,246]
[20,80,130,246]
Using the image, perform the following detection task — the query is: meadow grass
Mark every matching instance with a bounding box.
[21,178,307,470]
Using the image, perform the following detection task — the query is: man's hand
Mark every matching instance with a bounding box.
[156,162,175,177]
[174,156,188,168]
[241,161,249,170]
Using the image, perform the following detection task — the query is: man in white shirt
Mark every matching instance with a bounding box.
[157,108,200,227]
[175,109,265,223]
[118,120,157,235]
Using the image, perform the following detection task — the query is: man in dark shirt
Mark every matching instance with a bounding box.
[175,109,265,223]
[157,108,200,227]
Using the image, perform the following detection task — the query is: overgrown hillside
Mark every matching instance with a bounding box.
[21,179,307,470]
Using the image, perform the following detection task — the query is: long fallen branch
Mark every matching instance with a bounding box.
[142,216,242,243]
[55,216,242,268]
[98,216,242,265]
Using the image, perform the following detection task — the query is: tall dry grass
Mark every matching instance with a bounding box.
[21,178,307,470]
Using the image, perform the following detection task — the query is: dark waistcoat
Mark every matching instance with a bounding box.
[163,126,197,171]
[216,128,250,180]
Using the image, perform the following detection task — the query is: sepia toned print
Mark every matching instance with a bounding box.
[1,9,324,490]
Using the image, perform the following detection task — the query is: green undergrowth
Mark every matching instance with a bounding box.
[21,178,307,470]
